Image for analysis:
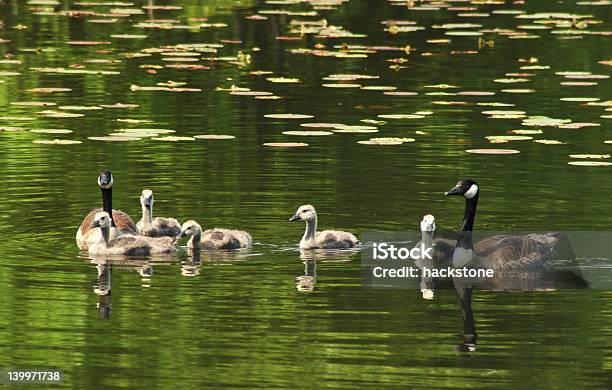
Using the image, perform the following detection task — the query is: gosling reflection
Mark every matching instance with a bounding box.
[296,249,357,292]
[297,251,317,292]
[181,249,203,277]
[93,263,112,320]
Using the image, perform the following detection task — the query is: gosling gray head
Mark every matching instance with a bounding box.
[97,170,113,189]
[445,179,479,199]
[91,211,112,229]
[289,204,316,222]
[180,220,201,238]
[140,189,154,210]
[420,214,436,232]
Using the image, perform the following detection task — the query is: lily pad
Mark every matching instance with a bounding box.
[194,134,236,140]
[466,149,520,154]
[569,154,610,159]
[264,114,314,119]
[377,114,425,119]
[152,136,195,142]
[30,129,73,134]
[33,139,82,145]
[534,139,565,145]
[263,142,308,147]
[282,131,333,136]
[358,137,415,145]
[89,136,142,142]
[568,161,611,166]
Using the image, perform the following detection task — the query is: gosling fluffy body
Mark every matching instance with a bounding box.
[89,212,176,256]
[180,220,252,250]
[137,189,181,238]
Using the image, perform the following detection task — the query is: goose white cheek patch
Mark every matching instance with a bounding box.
[464,184,479,199]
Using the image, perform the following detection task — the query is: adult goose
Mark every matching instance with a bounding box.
[136,189,181,237]
[445,179,565,269]
[289,204,359,249]
[76,170,138,250]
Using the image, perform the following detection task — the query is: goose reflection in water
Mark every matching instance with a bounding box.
[414,225,588,352]
[296,249,359,292]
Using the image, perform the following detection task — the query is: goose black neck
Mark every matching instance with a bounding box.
[101,187,116,227]
[461,194,478,232]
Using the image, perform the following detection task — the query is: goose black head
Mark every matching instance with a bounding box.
[98,170,113,189]
[140,189,154,209]
[445,179,479,199]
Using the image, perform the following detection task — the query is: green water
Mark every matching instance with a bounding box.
[0,0,611,388]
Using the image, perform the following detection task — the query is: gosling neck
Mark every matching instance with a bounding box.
[100,225,111,247]
[301,214,318,245]
[421,229,434,250]
[188,228,202,249]
[141,204,153,230]
[101,187,116,228]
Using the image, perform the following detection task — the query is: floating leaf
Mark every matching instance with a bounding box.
[263,142,308,147]
[568,161,611,166]
[30,129,73,134]
[11,101,56,107]
[26,87,71,93]
[300,123,344,128]
[486,135,533,142]
[466,149,520,154]
[322,83,361,88]
[266,77,300,83]
[358,137,415,145]
[193,134,236,140]
[152,136,195,142]
[569,154,610,159]
[282,131,333,136]
[512,129,543,135]
[264,114,314,119]
[33,139,82,145]
[560,97,600,102]
[89,136,142,142]
[377,114,425,119]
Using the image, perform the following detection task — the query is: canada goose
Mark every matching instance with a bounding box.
[179,220,252,250]
[445,179,565,269]
[88,212,176,255]
[289,204,359,249]
[136,189,181,237]
[76,170,138,250]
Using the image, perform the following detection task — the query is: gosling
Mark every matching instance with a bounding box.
[289,204,359,249]
[179,220,252,250]
[89,212,176,256]
[136,189,181,237]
